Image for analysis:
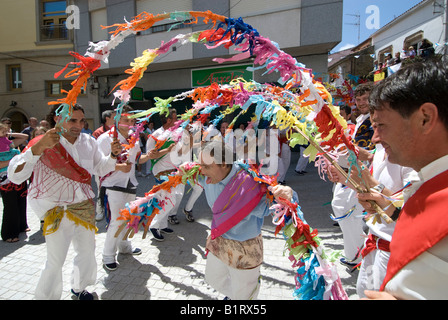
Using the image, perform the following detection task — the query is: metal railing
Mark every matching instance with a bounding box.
[40,24,69,41]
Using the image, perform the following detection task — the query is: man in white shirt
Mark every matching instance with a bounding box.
[328,144,415,297]
[146,108,187,240]
[357,59,448,300]
[7,105,119,300]
[97,105,152,271]
[331,83,374,266]
[353,83,374,150]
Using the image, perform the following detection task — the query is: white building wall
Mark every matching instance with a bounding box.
[91,8,109,42]
[239,9,301,49]
[230,0,301,17]
[136,0,193,17]
[136,27,194,62]
[372,1,445,57]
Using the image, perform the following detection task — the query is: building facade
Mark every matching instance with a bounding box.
[0,0,99,132]
[371,0,447,64]
[76,0,343,121]
[328,0,447,89]
[1,0,343,129]
[327,38,375,87]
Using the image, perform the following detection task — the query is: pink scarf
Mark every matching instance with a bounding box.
[211,169,266,239]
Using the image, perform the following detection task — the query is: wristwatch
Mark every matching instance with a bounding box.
[371,183,385,193]
[391,207,401,221]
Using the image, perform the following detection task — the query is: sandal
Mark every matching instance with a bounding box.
[5,238,19,243]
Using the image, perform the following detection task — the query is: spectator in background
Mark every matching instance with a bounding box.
[393,52,401,65]
[420,39,435,59]
[1,118,13,133]
[0,124,29,243]
[21,117,38,142]
[39,120,50,130]
[407,46,416,59]
[30,126,48,140]
[93,110,116,139]
[385,54,394,67]
[82,122,93,136]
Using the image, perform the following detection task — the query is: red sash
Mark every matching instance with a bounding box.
[25,135,91,184]
[380,169,448,291]
[361,233,390,259]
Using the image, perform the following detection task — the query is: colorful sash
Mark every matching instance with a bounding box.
[354,118,374,150]
[25,135,92,184]
[211,169,266,240]
[380,169,448,291]
[24,135,94,206]
[42,199,96,235]
[42,143,92,184]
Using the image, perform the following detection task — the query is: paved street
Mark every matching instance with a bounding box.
[0,151,359,300]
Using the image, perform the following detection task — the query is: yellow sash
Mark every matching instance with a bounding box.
[42,200,96,236]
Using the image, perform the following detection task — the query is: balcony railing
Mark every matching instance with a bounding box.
[40,24,69,41]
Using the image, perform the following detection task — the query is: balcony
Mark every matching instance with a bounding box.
[40,23,69,41]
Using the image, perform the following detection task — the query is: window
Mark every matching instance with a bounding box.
[39,0,69,41]
[139,20,192,35]
[378,45,393,64]
[8,65,22,91]
[403,31,424,54]
[46,80,85,97]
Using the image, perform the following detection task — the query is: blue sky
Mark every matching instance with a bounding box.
[331,0,423,53]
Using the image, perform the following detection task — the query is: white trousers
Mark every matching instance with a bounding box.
[185,183,203,212]
[205,252,261,300]
[277,143,291,182]
[150,183,182,229]
[295,146,308,172]
[102,190,135,264]
[35,214,96,300]
[331,183,366,261]
[356,247,390,298]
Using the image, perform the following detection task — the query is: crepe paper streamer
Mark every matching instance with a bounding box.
[116,156,348,300]
[53,103,71,133]
[49,51,102,109]
[51,10,357,167]
[51,10,365,300]
[323,80,356,107]
[115,162,202,240]
[274,198,347,300]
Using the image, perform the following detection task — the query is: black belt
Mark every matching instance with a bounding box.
[102,180,137,195]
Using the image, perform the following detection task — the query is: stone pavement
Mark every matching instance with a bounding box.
[0,151,360,300]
